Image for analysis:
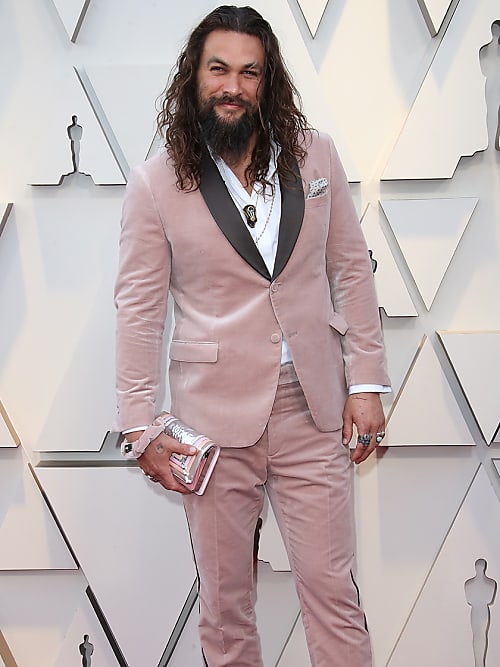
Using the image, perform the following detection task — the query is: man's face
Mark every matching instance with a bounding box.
[197,29,265,158]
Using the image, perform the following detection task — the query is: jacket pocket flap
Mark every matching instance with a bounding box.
[329,312,349,335]
[169,340,218,363]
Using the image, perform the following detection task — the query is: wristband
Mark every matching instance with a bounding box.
[121,423,164,459]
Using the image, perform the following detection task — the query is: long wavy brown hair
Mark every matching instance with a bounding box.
[156,5,311,191]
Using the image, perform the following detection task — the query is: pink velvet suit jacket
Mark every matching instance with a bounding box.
[114,131,390,446]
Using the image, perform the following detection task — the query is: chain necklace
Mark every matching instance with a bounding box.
[218,160,259,226]
[251,186,276,246]
[217,158,277,246]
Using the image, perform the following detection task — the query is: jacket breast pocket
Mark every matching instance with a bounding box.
[169,340,218,362]
[305,194,329,209]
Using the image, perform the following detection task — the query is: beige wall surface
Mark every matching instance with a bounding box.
[0,1,499,665]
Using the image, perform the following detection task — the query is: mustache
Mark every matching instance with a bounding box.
[202,94,254,113]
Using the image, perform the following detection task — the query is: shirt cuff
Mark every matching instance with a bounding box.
[121,426,148,435]
[348,384,392,394]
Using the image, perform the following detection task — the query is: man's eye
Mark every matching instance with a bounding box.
[243,70,258,77]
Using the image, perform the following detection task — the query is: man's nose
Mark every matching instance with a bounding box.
[223,72,242,96]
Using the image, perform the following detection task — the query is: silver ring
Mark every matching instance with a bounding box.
[147,475,159,483]
[376,431,386,443]
[357,433,372,447]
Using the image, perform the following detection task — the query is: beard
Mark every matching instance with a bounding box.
[198,94,258,164]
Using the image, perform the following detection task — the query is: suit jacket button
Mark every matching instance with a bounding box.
[270,333,281,343]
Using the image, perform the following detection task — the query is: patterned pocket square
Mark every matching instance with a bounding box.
[307,177,329,199]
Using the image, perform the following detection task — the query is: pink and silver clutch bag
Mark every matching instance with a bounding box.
[153,412,220,495]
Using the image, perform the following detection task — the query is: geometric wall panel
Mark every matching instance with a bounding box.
[381,197,477,309]
[258,1,359,180]
[29,69,125,185]
[417,0,454,36]
[33,276,117,453]
[52,590,121,667]
[259,494,292,571]
[11,184,121,455]
[0,203,12,239]
[255,564,301,666]
[0,450,23,527]
[84,64,171,171]
[50,0,91,42]
[0,185,122,457]
[276,615,311,667]
[438,331,500,444]
[165,600,201,667]
[383,0,498,179]
[0,450,76,571]
[361,205,418,316]
[0,632,14,667]
[35,467,196,667]
[0,400,19,448]
[295,0,329,37]
[386,337,475,445]
[354,447,479,666]
[379,316,428,408]
[387,464,500,667]
[0,570,87,667]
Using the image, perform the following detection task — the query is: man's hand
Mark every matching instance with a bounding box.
[127,431,197,494]
[342,393,386,464]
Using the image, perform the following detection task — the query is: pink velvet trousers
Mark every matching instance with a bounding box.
[183,364,372,667]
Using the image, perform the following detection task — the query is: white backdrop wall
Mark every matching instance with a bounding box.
[0,1,499,666]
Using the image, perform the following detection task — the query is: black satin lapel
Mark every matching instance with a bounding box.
[272,158,304,281]
[199,154,271,281]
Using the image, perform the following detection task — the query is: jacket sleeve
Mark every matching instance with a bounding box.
[324,134,390,388]
[114,165,171,432]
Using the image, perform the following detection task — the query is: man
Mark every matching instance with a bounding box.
[114,6,390,666]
